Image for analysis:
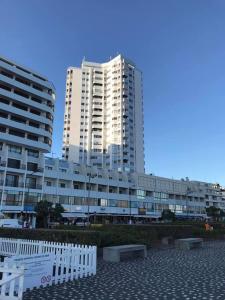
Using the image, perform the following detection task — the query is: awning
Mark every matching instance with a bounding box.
[3,210,36,214]
[133,215,160,219]
[61,212,87,218]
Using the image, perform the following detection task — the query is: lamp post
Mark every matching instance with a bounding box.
[24,169,40,228]
[129,189,132,224]
[25,170,38,208]
[128,184,136,225]
[186,187,193,219]
[87,169,97,225]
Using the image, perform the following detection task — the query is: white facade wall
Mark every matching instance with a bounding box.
[1,155,224,219]
[0,55,55,212]
[62,55,145,173]
[63,68,82,163]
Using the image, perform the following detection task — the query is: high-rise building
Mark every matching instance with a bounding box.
[0,55,55,215]
[62,54,145,173]
[0,54,224,225]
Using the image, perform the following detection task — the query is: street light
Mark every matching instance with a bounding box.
[24,169,41,228]
[128,183,136,225]
[186,187,194,219]
[87,169,97,225]
[25,170,39,208]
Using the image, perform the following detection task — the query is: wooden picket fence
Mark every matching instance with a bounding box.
[0,238,97,296]
[0,263,24,300]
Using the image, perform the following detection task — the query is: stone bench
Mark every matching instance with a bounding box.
[103,244,147,262]
[175,238,203,250]
[161,236,174,245]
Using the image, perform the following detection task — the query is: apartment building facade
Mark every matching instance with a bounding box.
[62,55,145,173]
[43,159,225,222]
[0,55,224,226]
[0,55,55,225]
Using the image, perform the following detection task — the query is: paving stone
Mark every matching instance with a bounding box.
[24,241,225,300]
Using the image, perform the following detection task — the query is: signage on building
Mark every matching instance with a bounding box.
[138,208,146,215]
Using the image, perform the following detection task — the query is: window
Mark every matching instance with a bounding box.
[10,115,26,124]
[8,145,22,154]
[27,162,38,171]
[137,190,146,199]
[46,181,52,186]
[6,174,19,187]
[27,134,38,141]
[60,183,66,188]
[100,199,108,206]
[7,158,20,169]
[27,149,39,158]
[161,193,168,199]
[45,166,53,170]
[153,192,161,199]
[8,129,25,138]
[26,177,36,189]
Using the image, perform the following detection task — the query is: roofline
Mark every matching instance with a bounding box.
[0,54,49,81]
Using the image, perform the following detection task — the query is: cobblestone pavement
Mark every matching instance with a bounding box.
[24,241,225,300]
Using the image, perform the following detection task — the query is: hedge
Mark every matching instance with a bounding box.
[0,228,102,247]
[0,224,224,249]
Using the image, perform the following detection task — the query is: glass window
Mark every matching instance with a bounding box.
[5,174,19,187]
[137,189,146,199]
[26,177,36,189]
[27,149,39,158]
[8,145,22,154]
[153,192,161,199]
[100,199,107,206]
[7,158,20,169]
[108,199,117,207]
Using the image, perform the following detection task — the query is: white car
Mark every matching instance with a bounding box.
[0,219,23,229]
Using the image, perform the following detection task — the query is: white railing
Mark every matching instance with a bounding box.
[0,263,24,300]
[0,238,97,290]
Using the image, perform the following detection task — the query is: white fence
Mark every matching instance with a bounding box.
[0,263,24,300]
[0,238,97,292]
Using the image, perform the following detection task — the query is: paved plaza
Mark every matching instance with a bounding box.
[24,241,225,300]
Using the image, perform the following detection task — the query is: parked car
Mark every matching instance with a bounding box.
[75,221,90,227]
[0,219,23,228]
[75,218,90,227]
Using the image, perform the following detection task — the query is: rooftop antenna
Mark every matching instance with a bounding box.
[82,56,86,63]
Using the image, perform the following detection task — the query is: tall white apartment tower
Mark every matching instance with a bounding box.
[62,54,144,173]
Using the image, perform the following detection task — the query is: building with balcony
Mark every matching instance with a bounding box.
[62,54,145,173]
[0,55,55,223]
[0,55,224,226]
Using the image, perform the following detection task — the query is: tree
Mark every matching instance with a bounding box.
[35,201,65,228]
[35,201,53,228]
[206,206,223,221]
[161,209,176,222]
[52,203,65,222]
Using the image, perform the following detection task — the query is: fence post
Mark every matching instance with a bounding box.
[38,241,43,254]
[16,239,21,256]
[93,246,97,275]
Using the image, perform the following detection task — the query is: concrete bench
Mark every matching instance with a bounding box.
[103,244,147,262]
[161,236,174,245]
[175,238,203,250]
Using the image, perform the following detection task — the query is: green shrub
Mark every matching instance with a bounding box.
[0,228,102,247]
[1,224,225,249]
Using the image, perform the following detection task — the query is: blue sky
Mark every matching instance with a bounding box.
[1,0,225,184]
